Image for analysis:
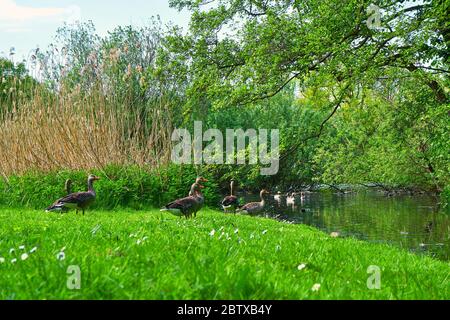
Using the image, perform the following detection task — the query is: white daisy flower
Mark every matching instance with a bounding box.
[11,258,17,264]
[209,229,216,237]
[30,247,38,253]
[0,257,5,263]
[312,283,321,292]
[330,232,339,238]
[262,230,268,235]
[9,248,15,254]
[21,253,29,261]
[297,263,307,271]
[19,245,25,250]
[234,228,239,234]
[136,239,142,245]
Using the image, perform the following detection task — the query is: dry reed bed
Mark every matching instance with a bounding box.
[0,91,173,176]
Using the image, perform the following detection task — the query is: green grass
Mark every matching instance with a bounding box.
[0,207,448,300]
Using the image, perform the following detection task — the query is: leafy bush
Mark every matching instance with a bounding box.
[441,185,450,209]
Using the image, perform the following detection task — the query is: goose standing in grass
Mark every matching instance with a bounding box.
[46,175,100,215]
[221,179,239,213]
[237,189,270,215]
[161,181,206,219]
[191,178,207,217]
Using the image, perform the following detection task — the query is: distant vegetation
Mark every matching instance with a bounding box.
[0,1,448,202]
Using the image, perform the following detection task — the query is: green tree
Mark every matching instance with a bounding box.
[166,0,448,132]
[0,57,37,116]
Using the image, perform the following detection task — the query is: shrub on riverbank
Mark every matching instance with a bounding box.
[441,185,450,208]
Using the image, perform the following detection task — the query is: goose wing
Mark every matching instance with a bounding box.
[165,196,198,213]
[222,195,238,206]
[55,191,94,205]
[240,202,261,212]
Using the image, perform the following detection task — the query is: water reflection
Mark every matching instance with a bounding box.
[236,191,450,261]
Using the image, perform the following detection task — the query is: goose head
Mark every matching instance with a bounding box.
[190,182,205,197]
[195,176,208,183]
[195,176,208,189]
[88,174,101,182]
[260,189,270,198]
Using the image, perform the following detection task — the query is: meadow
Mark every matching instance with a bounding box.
[0,207,448,300]
[0,0,448,301]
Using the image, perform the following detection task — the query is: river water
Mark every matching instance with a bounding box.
[235,191,450,261]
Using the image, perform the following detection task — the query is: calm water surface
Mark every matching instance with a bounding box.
[237,191,450,261]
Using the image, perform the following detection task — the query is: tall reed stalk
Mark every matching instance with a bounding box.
[0,84,174,176]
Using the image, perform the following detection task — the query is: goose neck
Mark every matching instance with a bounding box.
[88,179,95,193]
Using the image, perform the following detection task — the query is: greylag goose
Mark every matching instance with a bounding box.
[237,189,270,215]
[274,191,285,206]
[161,182,206,219]
[287,192,306,205]
[46,175,100,215]
[274,191,282,202]
[221,179,239,213]
[286,192,296,205]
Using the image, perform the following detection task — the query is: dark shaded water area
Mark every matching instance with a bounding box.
[234,191,450,261]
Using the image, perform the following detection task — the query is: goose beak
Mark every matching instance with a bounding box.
[199,184,205,189]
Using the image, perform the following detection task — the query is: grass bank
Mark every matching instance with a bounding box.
[0,208,448,299]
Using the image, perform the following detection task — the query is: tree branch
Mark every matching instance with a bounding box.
[280,82,351,161]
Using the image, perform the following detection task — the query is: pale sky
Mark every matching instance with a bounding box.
[0,0,191,61]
